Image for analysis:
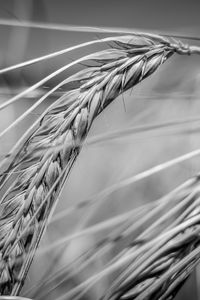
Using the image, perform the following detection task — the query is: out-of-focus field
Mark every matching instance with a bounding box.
[1,0,200,299]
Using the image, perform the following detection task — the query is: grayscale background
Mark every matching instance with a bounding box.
[0,1,200,299]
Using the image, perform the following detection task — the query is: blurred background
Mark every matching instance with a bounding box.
[0,0,200,299]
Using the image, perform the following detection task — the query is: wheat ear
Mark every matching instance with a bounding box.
[0,33,198,296]
[36,176,200,300]
[101,178,200,300]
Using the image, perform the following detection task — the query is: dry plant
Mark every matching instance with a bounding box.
[0,30,200,299]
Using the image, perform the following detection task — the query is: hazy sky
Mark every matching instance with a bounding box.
[0,0,199,82]
[1,0,200,31]
[36,0,200,31]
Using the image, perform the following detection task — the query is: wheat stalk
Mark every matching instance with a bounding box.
[0,33,199,297]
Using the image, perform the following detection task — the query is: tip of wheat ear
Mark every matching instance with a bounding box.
[0,33,196,297]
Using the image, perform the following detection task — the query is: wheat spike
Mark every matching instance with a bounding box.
[101,178,200,300]
[0,33,198,296]
[42,178,200,300]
